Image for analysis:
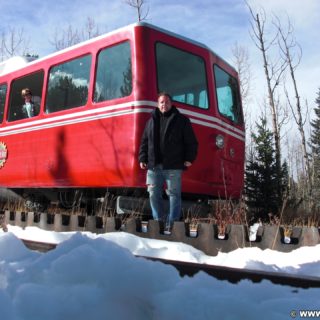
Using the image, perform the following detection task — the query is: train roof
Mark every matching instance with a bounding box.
[137,22,236,72]
[0,22,236,77]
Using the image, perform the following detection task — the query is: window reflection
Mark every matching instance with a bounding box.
[94,41,132,102]
[46,55,91,113]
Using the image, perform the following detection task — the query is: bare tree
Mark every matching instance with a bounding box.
[81,17,100,41]
[125,0,149,22]
[51,25,80,51]
[50,17,101,51]
[231,42,252,131]
[231,42,252,107]
[247,4,288,195]
[275,16,312,210]
[0,27,30,61]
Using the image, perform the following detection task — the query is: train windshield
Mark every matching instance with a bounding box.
[214,65,242,124]
[156,42,208,109]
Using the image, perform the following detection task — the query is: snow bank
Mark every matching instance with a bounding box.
[0,230,319,319]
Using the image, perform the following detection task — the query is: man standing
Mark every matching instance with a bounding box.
[139,92,198,231]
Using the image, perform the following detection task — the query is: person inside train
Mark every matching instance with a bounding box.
[21,88,39,118]
[139,92,198,233]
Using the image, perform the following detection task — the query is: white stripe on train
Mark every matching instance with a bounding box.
[0,101,245,141]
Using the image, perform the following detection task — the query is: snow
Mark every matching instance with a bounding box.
[0,225,319,320]
[0,57,31,76]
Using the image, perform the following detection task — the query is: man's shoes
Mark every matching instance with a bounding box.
[164,226,172,235]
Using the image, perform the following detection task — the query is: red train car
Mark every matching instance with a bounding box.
[0,23,245,208]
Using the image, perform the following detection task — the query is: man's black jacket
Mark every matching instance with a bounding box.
[139,106,198,170]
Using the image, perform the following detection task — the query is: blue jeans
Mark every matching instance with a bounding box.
[146,165,182,228]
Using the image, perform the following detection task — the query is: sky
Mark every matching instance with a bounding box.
[0,225,319,319]
[1,0,319,109]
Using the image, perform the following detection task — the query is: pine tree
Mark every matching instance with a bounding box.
[310,88,320,209]
[245,117,286,221]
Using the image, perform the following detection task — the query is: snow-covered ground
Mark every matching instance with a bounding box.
[1,225,320,320]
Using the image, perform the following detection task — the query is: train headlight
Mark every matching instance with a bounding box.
[216,134,224,149]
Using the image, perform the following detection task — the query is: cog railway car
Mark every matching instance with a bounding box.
[0,23,245,209]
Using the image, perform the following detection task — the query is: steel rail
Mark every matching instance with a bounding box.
[20,238,320,289]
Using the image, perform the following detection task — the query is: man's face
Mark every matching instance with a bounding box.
[158,95,172,113]
[24,93,32,103]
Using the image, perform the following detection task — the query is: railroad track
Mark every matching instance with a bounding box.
[21,238,320,289]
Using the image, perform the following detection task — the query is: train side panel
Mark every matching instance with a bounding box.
[0,110,139,188]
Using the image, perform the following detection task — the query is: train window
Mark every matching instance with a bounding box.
[8,71,44,122]
[156,42,209,109]
[46,55,91,113]
[0,84,7,123]
[214,65,242,124]
[94,41,132,102]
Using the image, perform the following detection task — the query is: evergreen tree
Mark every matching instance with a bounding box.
[120,59,132,97]
[310,88,320,209]
[245,117,286,221]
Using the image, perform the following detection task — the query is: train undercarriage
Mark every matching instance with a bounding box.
[0,187,212,220]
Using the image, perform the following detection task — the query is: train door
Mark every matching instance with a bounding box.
[154,37,244,198]
[212,64,245,197]
[154,40,218,195]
